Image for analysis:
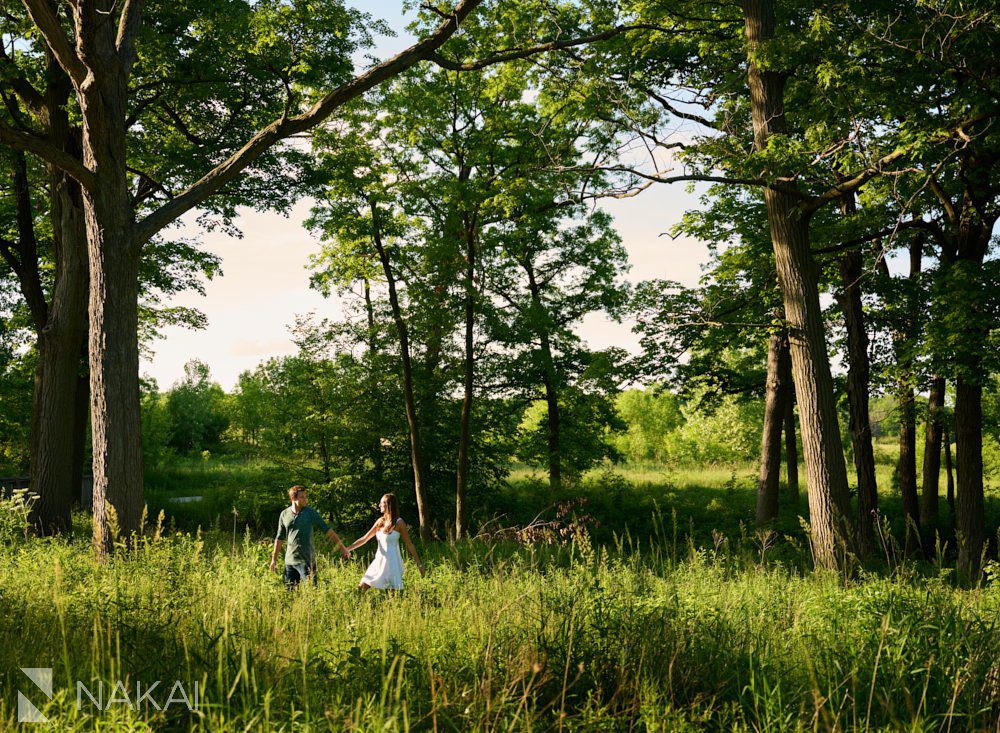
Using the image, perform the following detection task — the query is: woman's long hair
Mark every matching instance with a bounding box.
[379,493,400,532]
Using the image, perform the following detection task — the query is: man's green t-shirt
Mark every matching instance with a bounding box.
[276,506,330,566]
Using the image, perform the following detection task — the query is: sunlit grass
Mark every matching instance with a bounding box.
[1,519,999,731]
[5,446,1000,731]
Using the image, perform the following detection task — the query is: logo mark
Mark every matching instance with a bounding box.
[18,667,53,723]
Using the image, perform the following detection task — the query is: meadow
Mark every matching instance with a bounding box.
[2,457,1000,731]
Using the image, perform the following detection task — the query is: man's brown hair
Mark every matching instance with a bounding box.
[289,485,306,498]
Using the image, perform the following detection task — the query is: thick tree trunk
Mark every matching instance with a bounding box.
[79,49,145,556]
[34,171,89,533]
[784,382,798,501]
[85,194,143,554]
[455,225,476,540]
[838,249,878,554]
[756,329,788,525]
[947,226,991,580]
[920,376,945,526]
[8,141,89,535]
[955,376,984,578]
[32,314,88,532]
[743,0,854,569]
[370,204,431,541]
[3,73,91,535]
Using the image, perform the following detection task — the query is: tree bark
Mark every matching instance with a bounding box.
[943,428,955,518]
[1,67,90,535]
[742,0,854,569]
[455,223,476,540]
[32,169,89,534]
[920,376,945,526]
[363,278,384,482]
[897,383,920,550]
[955,376,984,578]
[756,329,788,525]
[947,228,990,580]
[79,38,145,555]
[876,238,922,553]
[784,380,798,501]
[540,347,562,492]
[370,203,432,541]
[526,264,562,493]
[837,248,878,554]
[72,364,89,505]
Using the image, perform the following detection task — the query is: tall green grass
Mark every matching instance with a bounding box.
[6,455,996,730]
[2,514,999,731]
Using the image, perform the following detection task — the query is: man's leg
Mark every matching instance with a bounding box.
[283,565,302,590]
[307,561,318,587]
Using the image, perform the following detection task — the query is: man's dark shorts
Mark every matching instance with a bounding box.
[283,562,318,589]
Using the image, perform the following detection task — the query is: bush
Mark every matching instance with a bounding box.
[613,388,683,463]
[663,394,763,464]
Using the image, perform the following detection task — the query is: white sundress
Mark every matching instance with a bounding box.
[360,522,405,590]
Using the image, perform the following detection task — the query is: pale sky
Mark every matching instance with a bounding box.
[139,3,711,390]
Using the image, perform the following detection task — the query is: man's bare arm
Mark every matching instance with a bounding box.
[269,539,284,572]
[326,529,349,559]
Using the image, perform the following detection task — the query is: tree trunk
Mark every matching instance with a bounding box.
[541,357,562,492]
[370,203,431,541]
[884,238,923,552]
[897,383,920,551]
[756,329,788,525]
[86,210,143,554]
[837,248,878,554]
[943,428,955,519]
[363,279,383,482]
[32,196,89,532]
[947,226,991,580]
[9,141,89,534]
[955,376,984,578]
[920,376,945,526]
[875,238,922,552]
[80,53,145,556]
[526,265,562,493]
[72,364,90,506]
[743,0,854,569]
[784,382,798,501]
[318,431,331,484]
[455,224,476,540]
[2,69,91,535]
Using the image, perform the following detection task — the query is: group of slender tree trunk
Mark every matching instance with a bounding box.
[743,0,988,578]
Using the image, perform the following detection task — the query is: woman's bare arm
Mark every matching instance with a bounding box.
[347,521,381,552]
[397,520,425,577]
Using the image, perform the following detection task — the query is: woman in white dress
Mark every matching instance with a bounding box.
[347,493,425,591]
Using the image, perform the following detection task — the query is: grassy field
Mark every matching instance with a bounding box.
[2,457,999,731]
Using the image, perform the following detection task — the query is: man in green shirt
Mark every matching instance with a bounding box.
[269,485,349,587]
